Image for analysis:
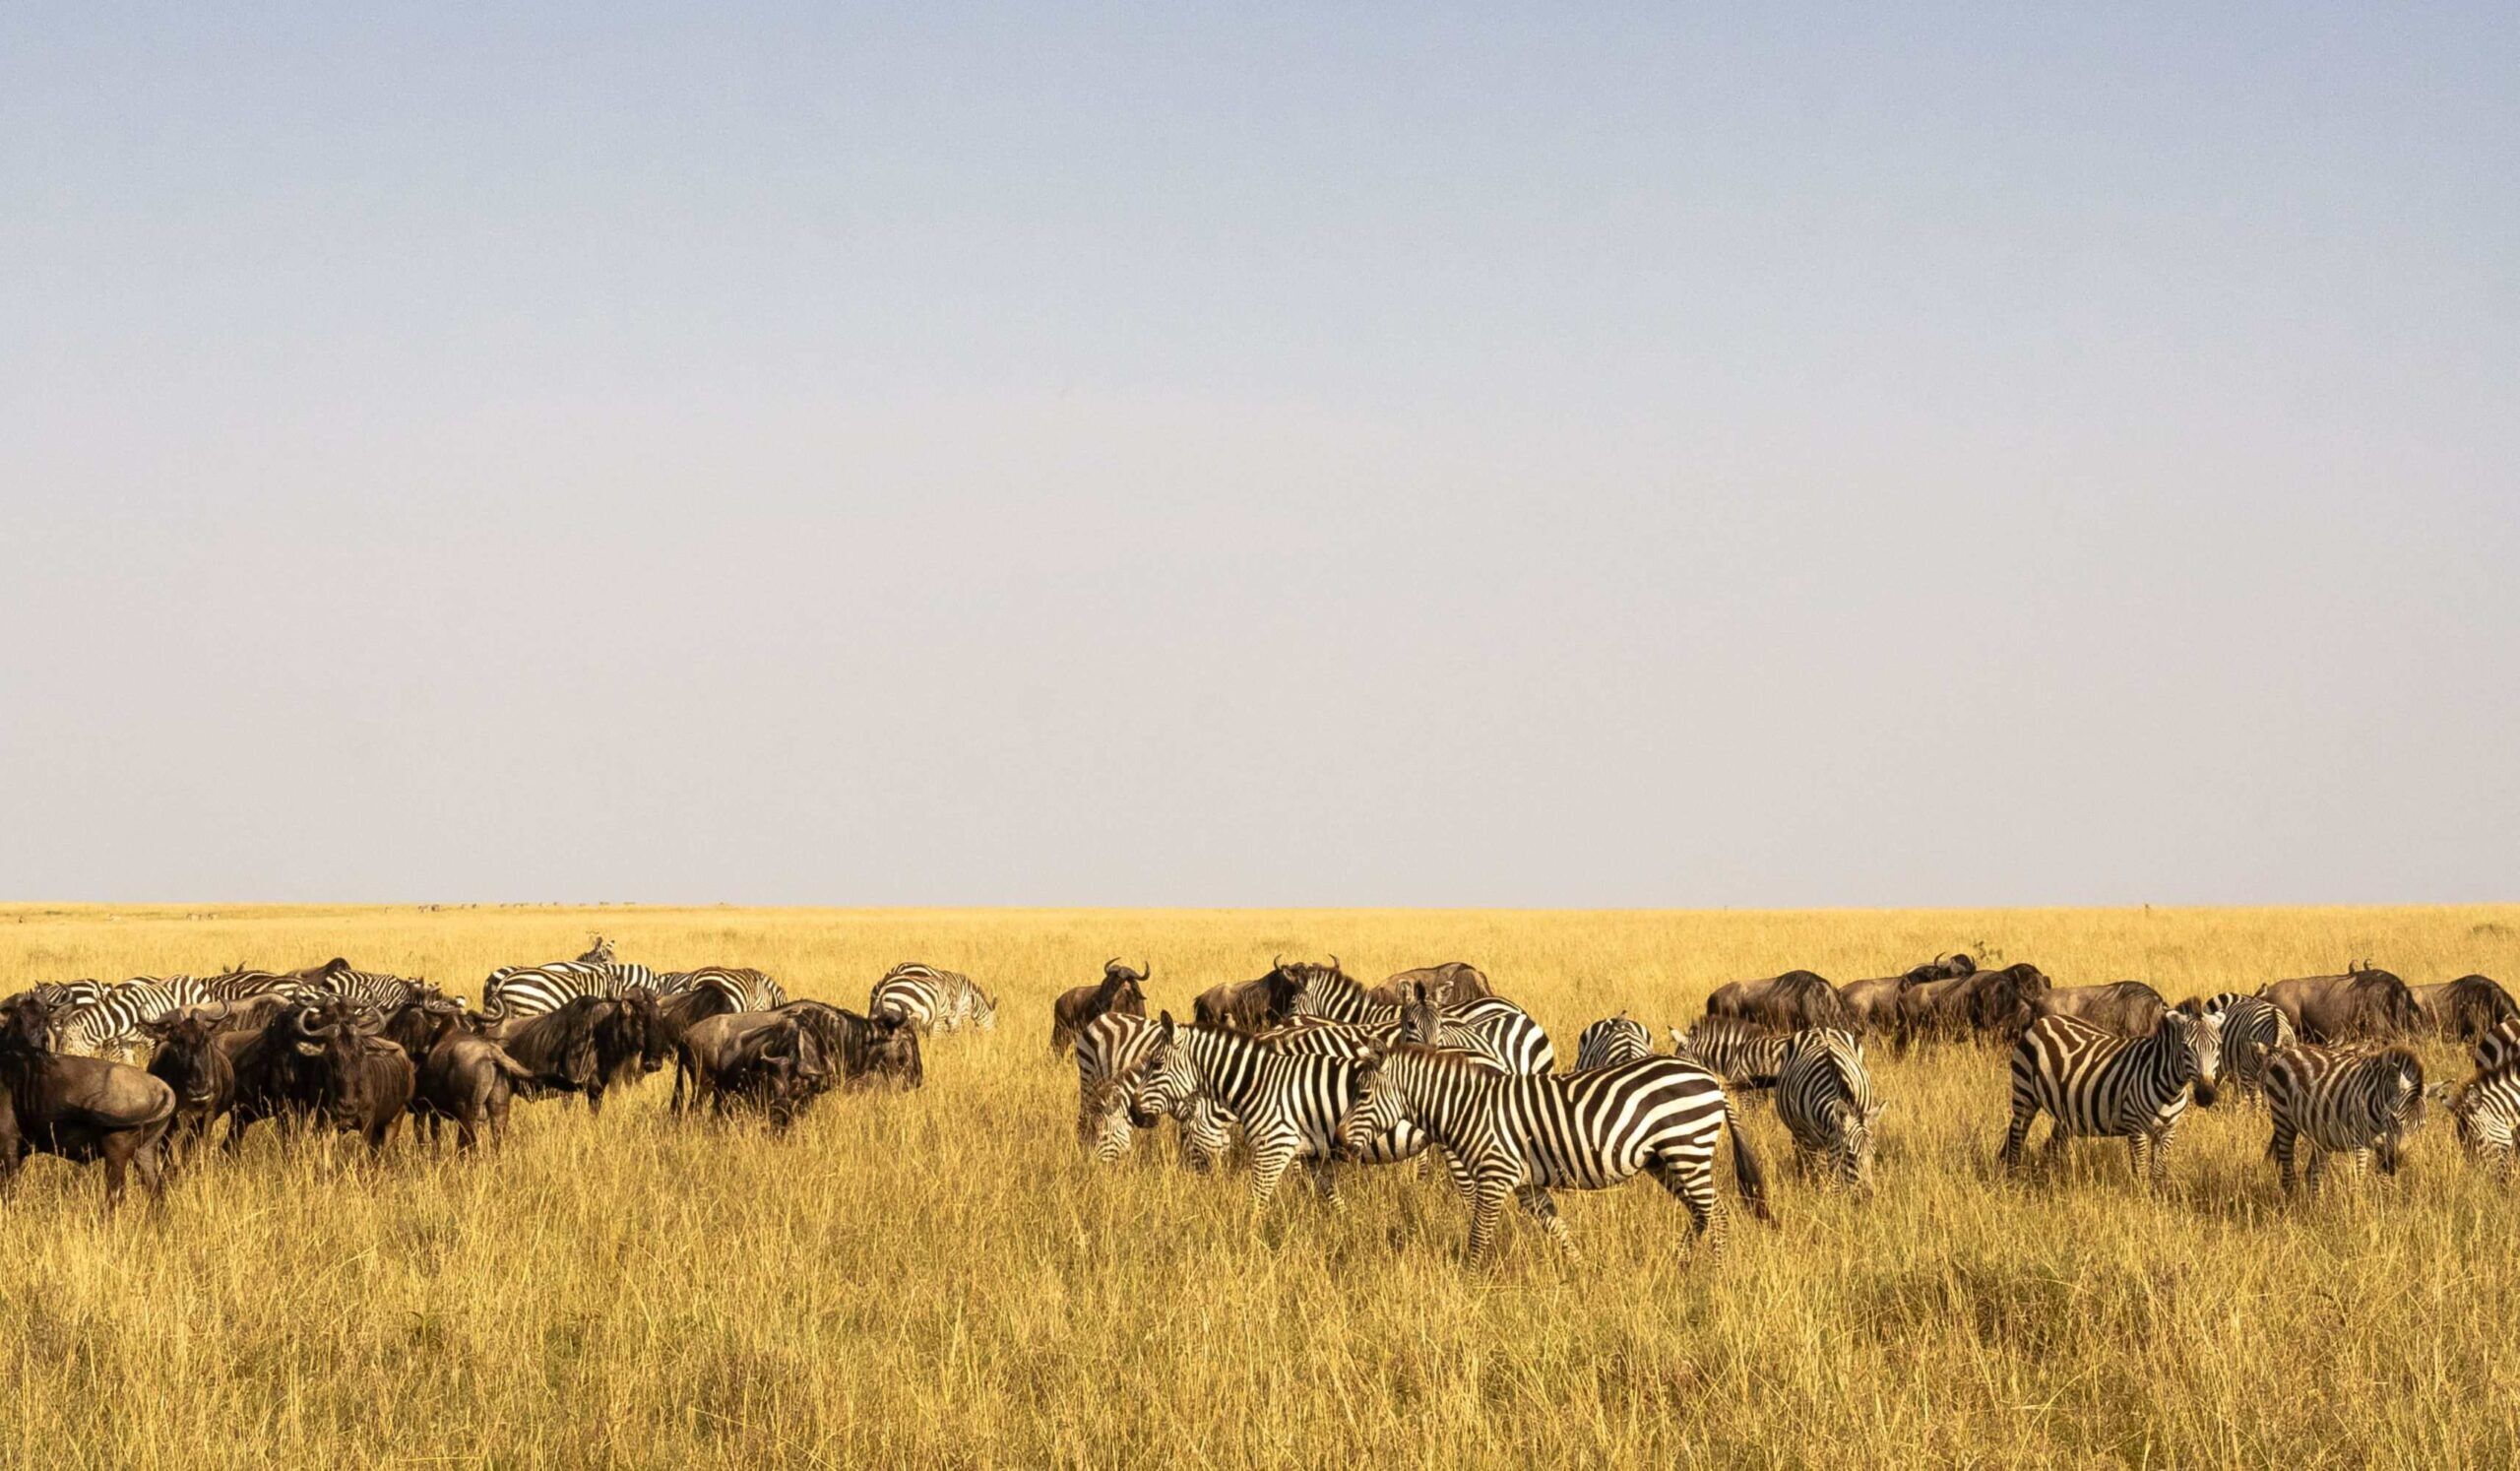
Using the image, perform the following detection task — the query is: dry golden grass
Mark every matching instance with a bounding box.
[1,902,2516,1468]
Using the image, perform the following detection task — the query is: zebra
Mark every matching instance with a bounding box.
[1075,1011,1172,1163]
[1669,1016,1790,1094]
[1573,1014,1654,1071]
[2444,1057,2520,1173]
[1999,1009,2222,1188]
[1397,991,1553,1075]
[293,960,430,1013]
[1131,1017,1476,1208]
[194,967,325,1004]
[27,980,106,1014]
[2263,1044,2427,1193]
[869,963,997,1034]
[1331,1044,1772,1266]
[2474,1018,2520,1074]
[660,967,788,1016]
[53,976,217,1060]
[481,953,662,1021]
[1774,1028,1884,1189]
[2205,992,2295,1101]
[1292,963,1553,1071]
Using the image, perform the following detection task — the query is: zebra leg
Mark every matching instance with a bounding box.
[2303,1145,2328,1192]
[1247,1139,1297,1211]
[1516,1187,1580,1263]
[1308,1160,1346,1213]
[1998,1097,2037,1171]
[2272,1119,2300,1193]
[1646,1156,1726,1263]
[1465,1181,1512,1268]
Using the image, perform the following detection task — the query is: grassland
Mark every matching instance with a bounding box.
[0,902,2514,1469]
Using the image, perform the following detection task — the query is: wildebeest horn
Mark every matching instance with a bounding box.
[1105,957,1123,975]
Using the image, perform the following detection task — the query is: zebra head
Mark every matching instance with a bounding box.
[1331,1050,1408,1163]
[578,936,617,965]
[2371,1048,2428,1174]
[1130,1013,1198,1128]
[1834,1097,1887,1190]
[1177,1095,1234,1172]
[2160,1010,2223,1109]
[1079,1076,1136,1162]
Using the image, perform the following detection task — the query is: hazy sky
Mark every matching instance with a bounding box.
[4,6,2513,907]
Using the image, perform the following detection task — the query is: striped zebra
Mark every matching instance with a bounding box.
[481,952,662,1021]
[2444,1057,2520,1173]
[1774,1028,1883,1189]
[1291,963,1553,1072]
[1074,1011,1172,1163]
[2474,1019,2520,1074]
[1132,1017,1475,1207]
[1573,1014,1654,1071]
[869,964,997,1034]
[293,959,429,1012]
[2204,992,2295,1100]
[28,980,106,1014]
[197,967,324,1003]
[661,967,788,1016]
[1999,1009,2223,1188]
[1331,1044,1772,1266]
[1398,991,1553,1075]
[2264,1044,2426,1193]
[1670,1016,1790,1094]
[54,976,216,1060]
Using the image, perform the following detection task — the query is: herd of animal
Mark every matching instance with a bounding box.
[0,940,957,1205]
[6,939,2517,1268]
[1060,954,2520,1266]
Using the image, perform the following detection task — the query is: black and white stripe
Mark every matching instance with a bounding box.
[1999,1010,2223,1187]
[481,956,662,1021]
[1134,1020,1467,1207]
[54,976,215,1059]
[1774,1028,1882,1189]
[1670,1016,1790,1093]
[2474,1019,2520,1074]
[1331,1044,1771,1266]
[870,964,997,1034]
[1074,1011,1170,1163]
[2205,992,2295,1099]
[2264,1044,2426,1192]
[1572,1015,1653,1072]
[2446,1056,2520,1172]
[1292,964,1552,1072]
[661,967,788,1016]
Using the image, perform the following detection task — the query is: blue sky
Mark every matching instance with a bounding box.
[4,6,2513,904]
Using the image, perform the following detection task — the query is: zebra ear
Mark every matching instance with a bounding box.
[1157,1010,1175,1044]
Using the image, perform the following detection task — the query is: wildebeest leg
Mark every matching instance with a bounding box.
[1647,1155,1726,1263]
[1515,1187,1580,1263]
[101,1138,131,1210]
[134,1126,169,1205]
[585,1083,605,1118]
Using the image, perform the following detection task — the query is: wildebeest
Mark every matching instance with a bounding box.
[1367,962,1492,1009]
[672,1003,919,1116]
[1898,962,2052,1045]
[1705,971,1854,1034]
[411,1009,553,1151]
[716,1019,827,1129]
[1050,960,1149,1056]
[2022,981,2168,1038]
[0,994,176,1206]
[493,997,623,1109]
[1191,958,1308,1033]
[140,1008,237,1161]
[2411,974,2518,1045]
[1837,955,1979,1047]
[339,1036,416,1151]
[221,997,378,1152]
[2261,966,2421,1045]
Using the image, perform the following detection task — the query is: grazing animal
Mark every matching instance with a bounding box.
[289,959,430,1012]
[1368,962,1492,1008]
[655,967,790,1032]
[1898,963,2053,1046]
[1288,965,1550,1071]
[1190,960,1307,1033]
[221,999,375,1151]
[139,1008,238,1161]
[411,1010,551,1151]
[1704,971,1854,1034]
[1050,960,1149,1056]
[1669,1016,1790,1093]
[1397,990,1554,1075]
[1130,1016,1466,1208]
[670,1004,917,1116]
[1839,955,1977,1046]
[2261,966,2420,1045]
[2022,981,2168,1038]
[778,1001,921,1090]
[2475,1019,2520,1075]
[480,942,662,1022]
[493,997,621,1109]
[710,1017,829,1128]
[1774,1029,1884,1189]
[2184,992,2294,1100]
[2263,1045,2426,1193]
[337,1036,415,1151]
[1073,1011,1168,1163]
[1999,1010,2222,1187]
[2443,1058,2520,1173]
[53,977,215,1061]
[1572,1014,1654,1071]
[0,995,177,1207]
[2410,975,2518,1045]
[27,981,107,1015]
[869,963,997,1034]
[1332,1045,1772,1267]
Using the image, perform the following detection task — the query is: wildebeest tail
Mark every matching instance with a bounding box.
[1725,1095,1775,1225]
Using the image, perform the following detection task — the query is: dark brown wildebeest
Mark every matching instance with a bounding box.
[339,1036,416,1151]
[410,1008,553,1151]
[1705,971,1854,1033]
[671,1003,918,1115]
[1898,962,2052,1045]
[2262,966,2421,1045]
[1367,962,1492,1009]
[1836,977,1912,1041]
[1050,960,1149,1055]
[1191,958,1307,1032]
[0,994,176,1206]
[221,996,378,1153]
[2411,975,2517,1045]
[140,1007,237,1162]
[493,996,619,1108]
[2021,981,2168,1037]
[718,1020,829,1129]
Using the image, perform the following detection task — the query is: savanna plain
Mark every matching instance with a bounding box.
[1,903,2515,1469]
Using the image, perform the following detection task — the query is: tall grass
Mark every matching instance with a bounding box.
[0,903,2514,1468]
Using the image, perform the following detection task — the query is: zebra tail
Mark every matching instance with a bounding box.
[1725,1095,1776,1225]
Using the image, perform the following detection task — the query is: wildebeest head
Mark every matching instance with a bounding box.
[1099,959,1149,1011]
[139,1008,230,1101]
[862,1010,922,1089]
[0,993,55,1057]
